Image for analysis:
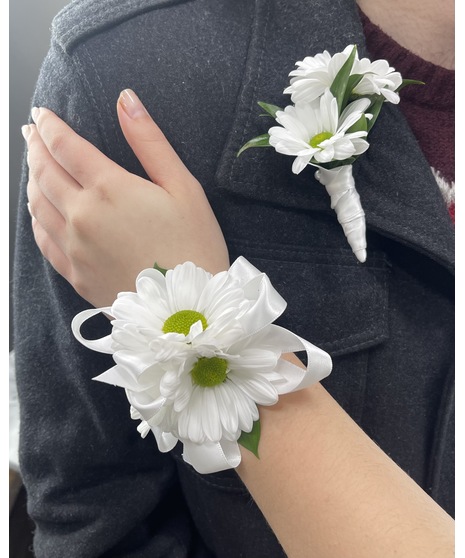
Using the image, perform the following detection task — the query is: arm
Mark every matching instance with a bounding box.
[24,91,455,557]
[237,357,454,558]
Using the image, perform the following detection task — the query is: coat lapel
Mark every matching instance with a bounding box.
[215,0,454,273]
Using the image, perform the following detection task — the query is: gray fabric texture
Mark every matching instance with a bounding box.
[13,0,454,556]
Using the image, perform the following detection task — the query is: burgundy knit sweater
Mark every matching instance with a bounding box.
[360,12,455,222]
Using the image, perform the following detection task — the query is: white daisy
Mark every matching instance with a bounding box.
[284,45,353,104]
[285,44,402,105]
[353,58,402,103]
[268,90,370,174]
[72,257,332,473]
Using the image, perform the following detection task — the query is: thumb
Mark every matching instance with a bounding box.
[116,89,192,191]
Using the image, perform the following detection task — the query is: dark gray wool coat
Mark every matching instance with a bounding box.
[14,0,454,556]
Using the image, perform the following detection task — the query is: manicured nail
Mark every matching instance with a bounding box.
[118,89,149,119]
[21,125,31,141]
[31,107,40,123]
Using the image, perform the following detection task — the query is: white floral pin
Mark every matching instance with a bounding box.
[238,45,423,262]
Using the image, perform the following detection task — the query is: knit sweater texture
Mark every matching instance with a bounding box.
[361,10,455,220]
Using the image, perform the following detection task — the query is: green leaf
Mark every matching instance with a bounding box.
[341,73,364,108]
[320,156,357,170]
[238,420,261,458]
[346,113,368,134]
[237,134,271,158]
[153,262,168,275]
[330,45,357,113]
[257,101,283,119]
[366,96,385,132]
[363,79,423,132]
[396,78,425,92]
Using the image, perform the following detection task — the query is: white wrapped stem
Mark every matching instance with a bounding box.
[315,165,367,263]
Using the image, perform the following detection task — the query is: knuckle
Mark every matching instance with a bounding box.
[47,131,67,159]
[91,180,112,202]
[28,152,45,184]
[67,196,98,236]
[67,209,86,235]
[66,195,89,232]
[135,126,165,146]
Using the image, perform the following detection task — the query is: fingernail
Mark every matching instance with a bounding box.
[21,125,31,141]
[31,107,40,123]
[118,89,149,119]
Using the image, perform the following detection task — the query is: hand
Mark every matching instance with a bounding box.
[23,90,230,307]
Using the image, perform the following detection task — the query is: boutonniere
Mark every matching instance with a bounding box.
[238,45,423,262]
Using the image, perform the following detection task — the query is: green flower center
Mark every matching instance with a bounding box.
[191,357,228,387]
[309,131,333,149]
[162,310,208,336]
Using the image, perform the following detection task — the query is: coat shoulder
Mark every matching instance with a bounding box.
[51,0,195,52]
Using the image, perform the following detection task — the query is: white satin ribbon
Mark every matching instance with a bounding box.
[182,438,242,474]
[71,308,113,353]
[230,256,287,337]
[315,165,367,263]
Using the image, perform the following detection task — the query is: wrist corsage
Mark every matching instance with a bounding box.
[72,257,332,474]
[238,44,423,262]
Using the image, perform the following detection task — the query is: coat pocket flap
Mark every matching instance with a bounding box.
[228,240,389,358]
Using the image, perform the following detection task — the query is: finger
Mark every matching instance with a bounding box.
[27,174,67,250]
[31,215,72,281]
[23,124,81,217]
[31,107,122,189]
[116,89,193,191]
